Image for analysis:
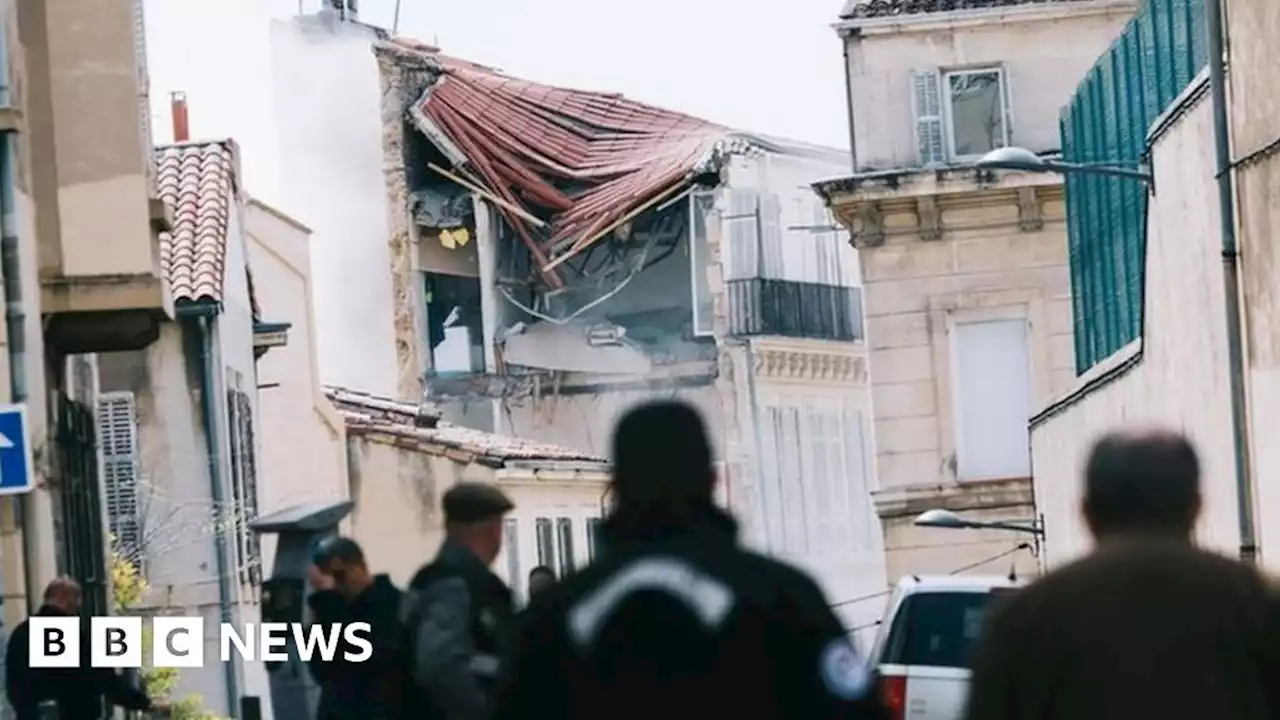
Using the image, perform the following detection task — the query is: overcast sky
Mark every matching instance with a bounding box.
[265,0,851,149]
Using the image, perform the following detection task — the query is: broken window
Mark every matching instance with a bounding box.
[944,68,1011,160]
[688,192,716,337]
[424,272,483,374]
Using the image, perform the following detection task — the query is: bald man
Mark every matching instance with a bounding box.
[5,577,159,720]
[964,429,1280,720]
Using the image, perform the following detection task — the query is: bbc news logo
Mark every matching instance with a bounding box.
[29,617,373,668]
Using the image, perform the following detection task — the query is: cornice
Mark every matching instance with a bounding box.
[752,344,869,384]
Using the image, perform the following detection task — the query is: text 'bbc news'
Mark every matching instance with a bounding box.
[29,617,373,669]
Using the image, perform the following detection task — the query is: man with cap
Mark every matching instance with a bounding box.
[491,400,886,720]
[402,482,516,720]
[306,536,409,719]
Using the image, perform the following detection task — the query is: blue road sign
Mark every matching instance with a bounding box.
[0,403,34,495]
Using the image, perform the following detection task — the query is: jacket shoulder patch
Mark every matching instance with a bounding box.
[819,638,871,700]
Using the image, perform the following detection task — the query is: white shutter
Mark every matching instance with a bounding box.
[726,189,760,280]
[952,319,1033,480]
[97,392,143,565]
[758,191,784,280]
[998,66,1013,148]
[911,69,946,166]
[841,407,874,551]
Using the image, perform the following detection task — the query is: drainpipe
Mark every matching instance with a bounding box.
[177,305,241,715]
[839,29,859,171]
[1205,0,1256,565]
[0,38,42,624]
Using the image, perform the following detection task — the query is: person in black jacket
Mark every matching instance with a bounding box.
[307,537,409,720]
[964,429,1280,720]
[402,482,517,720]
[5,577,160,720]
[526,566,556,602]
[491,401,885,720]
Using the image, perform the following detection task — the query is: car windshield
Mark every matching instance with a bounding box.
[880,590,1004,669]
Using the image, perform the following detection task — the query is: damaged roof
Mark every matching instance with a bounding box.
[839,0,1098,19]
[381,41,748,284]
[325,386,608,469]
[155,140,239,305]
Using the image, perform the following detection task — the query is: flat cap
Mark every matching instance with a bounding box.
[442,482,514,524]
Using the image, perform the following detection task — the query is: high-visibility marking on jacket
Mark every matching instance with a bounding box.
[566,556,736,649]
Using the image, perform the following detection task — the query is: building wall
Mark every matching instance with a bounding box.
[145,4,400,398]
[1228,0,1280,567]
[848,174,1071,578]
[245,201,349,576]
[842,0,1136,170]
[345,434,608,590]
[498,384,723,459]
[1029,86,1240,567]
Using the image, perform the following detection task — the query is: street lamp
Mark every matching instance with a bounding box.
[913,508,1044,537]
[975,146,1153,184]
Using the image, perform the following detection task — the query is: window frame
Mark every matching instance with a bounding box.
[534,517,554,569]
[941,66,1011,163]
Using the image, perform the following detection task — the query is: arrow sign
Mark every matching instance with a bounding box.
[0,404,34,495]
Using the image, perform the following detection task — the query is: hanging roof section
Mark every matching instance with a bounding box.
[378,41,742,284]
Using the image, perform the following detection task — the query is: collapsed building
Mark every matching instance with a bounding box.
[370,38,886,631]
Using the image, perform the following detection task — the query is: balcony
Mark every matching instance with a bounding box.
[28,0,173,353]
[726,278,864,342]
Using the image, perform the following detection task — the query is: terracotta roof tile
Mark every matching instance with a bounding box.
[840,0,1097,19]
[155,140,238,304]
[323,386,608,468]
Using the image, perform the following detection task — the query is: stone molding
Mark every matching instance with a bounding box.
[752,344,868,385]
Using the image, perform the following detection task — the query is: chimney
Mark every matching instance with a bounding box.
[171,92,189,142]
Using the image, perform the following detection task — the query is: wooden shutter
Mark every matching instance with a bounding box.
[502,518,520,593]
[911,69,946,166]
[97,392,143,566]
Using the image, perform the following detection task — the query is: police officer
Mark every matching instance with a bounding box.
[492,401,885,720]
[307,536,409,719]
[965,429,1280,720]
[403,482,516,720]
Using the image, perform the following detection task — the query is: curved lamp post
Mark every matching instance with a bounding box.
[975,146,1153,184]
[913,508,1044,536]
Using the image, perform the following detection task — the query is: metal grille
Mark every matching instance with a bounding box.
[227,389,261,586]
[57,394,108,617]
[1062,0,1207,372]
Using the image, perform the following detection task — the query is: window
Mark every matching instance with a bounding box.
[503,518,520,595]
[97,392,143,568]
[951,318,1033,480]
[227,389,261,585]
[535,518,554,569]
[913,67,1011,164]
[424,272,483,374]
[555,518,575,575]
[688,192,716,336]
[881,591,1001,669]
[586,517,602,561]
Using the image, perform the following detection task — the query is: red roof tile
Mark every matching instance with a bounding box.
[155,140,238,305]
[403,52,729,280]
[324,386,608,467]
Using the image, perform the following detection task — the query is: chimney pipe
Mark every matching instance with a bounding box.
[171,92,189,142]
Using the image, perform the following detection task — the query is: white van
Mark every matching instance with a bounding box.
[868,575,1023,720]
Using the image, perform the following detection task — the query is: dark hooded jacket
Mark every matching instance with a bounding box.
[4,605,152,720]
[490,504,886,720]
[307,574,410,720]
